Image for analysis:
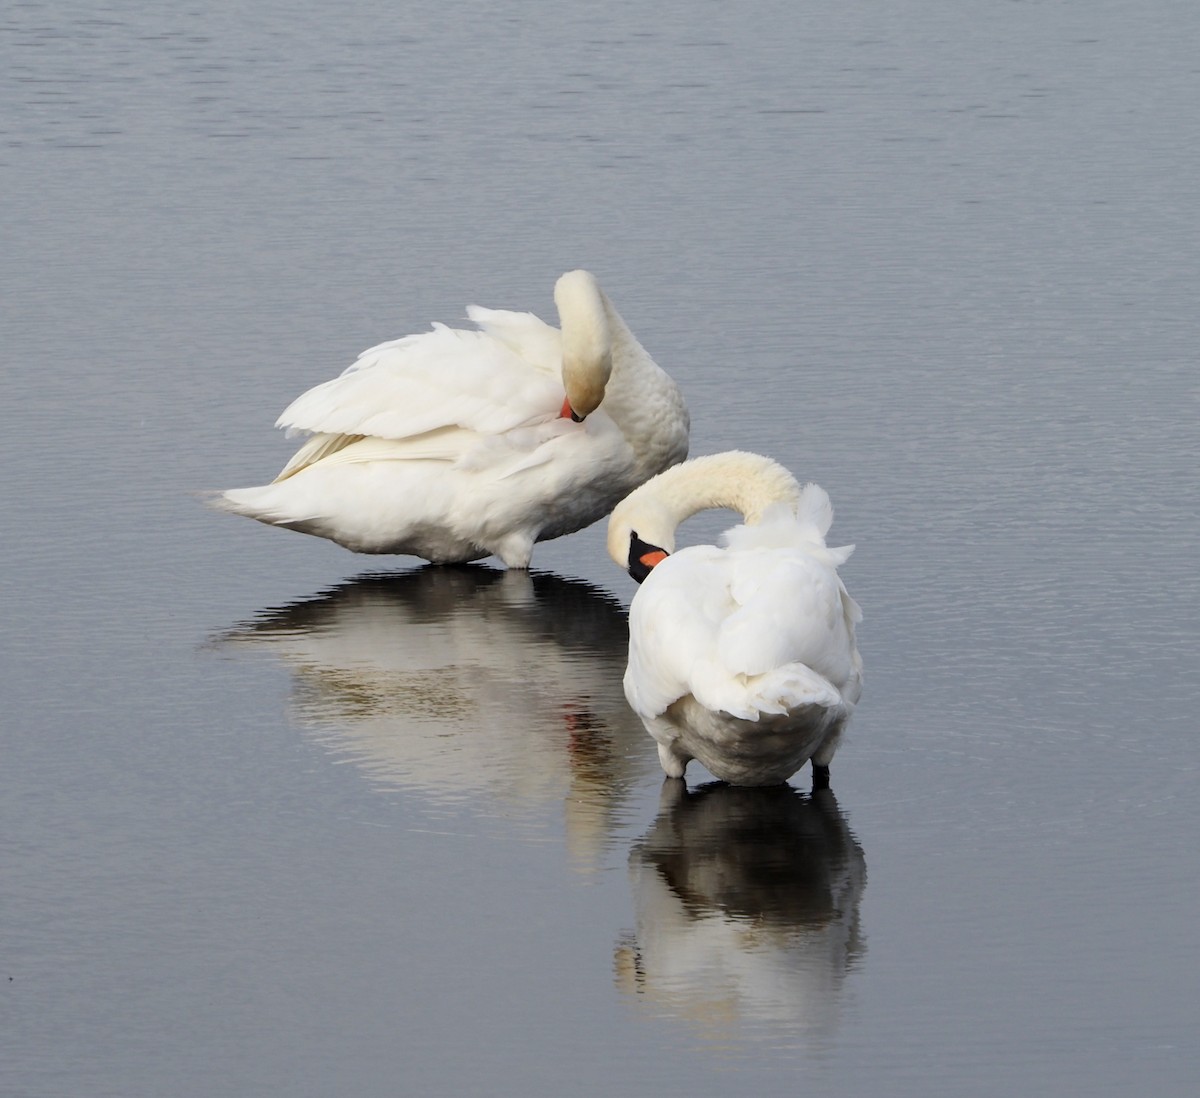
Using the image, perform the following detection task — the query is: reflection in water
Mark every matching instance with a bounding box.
[215,566,656,863]
[615,781,866,1049]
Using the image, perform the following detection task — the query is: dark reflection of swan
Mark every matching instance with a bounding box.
[214,566,657,863]
[614,780,866,1048]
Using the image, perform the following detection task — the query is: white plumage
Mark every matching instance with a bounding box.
[212,270,689,568]
[607,452,863,787]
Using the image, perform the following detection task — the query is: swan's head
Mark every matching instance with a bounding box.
[607,493,674,584]
[625,531,670,583]
[555,269,612,421]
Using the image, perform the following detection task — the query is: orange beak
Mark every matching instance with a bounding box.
[559,395,574,419]
[638,549,669,572]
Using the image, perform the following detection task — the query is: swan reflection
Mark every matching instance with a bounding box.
[615,780,866,1048]
[217,566,656,862]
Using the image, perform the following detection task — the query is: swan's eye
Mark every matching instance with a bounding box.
[628,532,668,584]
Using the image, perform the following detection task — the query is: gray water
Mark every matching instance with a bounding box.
[3,2,1198,1095]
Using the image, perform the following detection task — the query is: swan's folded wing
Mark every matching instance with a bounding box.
[274,429,484,478]
[719,552,858,686]
[276,420,581,482]
[624,549,734,719]
[275,432,364,481]
[465,305,564,367]
[277,312,565,441]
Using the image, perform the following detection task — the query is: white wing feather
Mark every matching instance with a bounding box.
[625,547,740,720]
[276,310,565,441]
[719,554,853,679]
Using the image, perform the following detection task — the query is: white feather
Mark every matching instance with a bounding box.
[277,320,562,441]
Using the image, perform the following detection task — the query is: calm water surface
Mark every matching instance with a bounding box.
[3,2,1198,1095]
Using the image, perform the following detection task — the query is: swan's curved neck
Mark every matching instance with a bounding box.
[554,271,689,487]
[608,451,801,560]
[555,270,612,419]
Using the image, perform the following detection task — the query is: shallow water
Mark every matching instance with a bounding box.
[3,2,1198,1095]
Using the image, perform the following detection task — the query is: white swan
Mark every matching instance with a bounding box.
[607,451,864,787]
[212,270,689,568]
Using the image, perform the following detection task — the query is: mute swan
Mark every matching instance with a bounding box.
[607,451,863,788]
[212,270,689,568]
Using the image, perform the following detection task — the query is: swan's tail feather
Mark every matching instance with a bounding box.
[207,486,316,528]
[692,659,847,723]
[742,663,846,719]
[205,489,247,516]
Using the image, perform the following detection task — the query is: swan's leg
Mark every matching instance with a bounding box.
[490,530,536,570]
[811,725,842,791]
[656,742,689,780]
